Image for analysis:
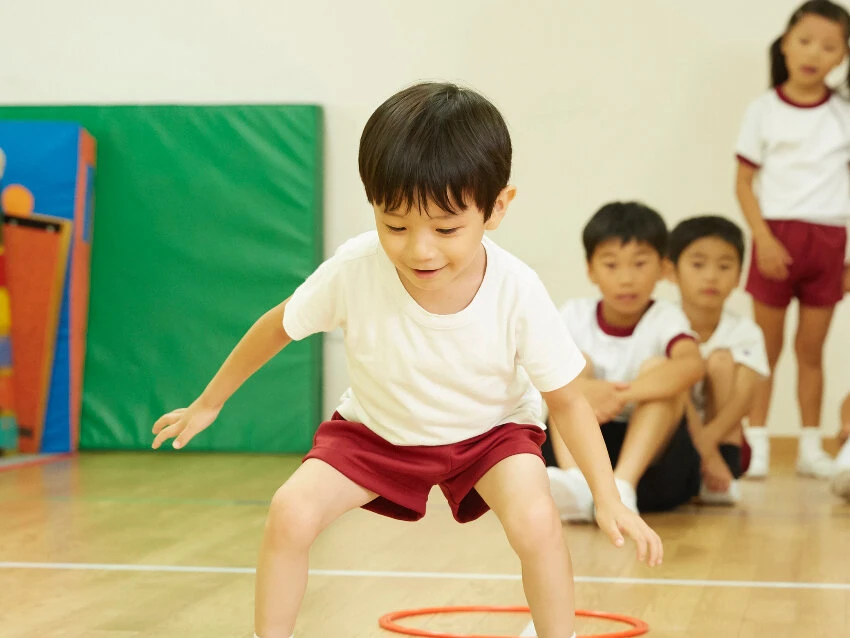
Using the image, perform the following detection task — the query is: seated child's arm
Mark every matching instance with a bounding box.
[543,381,663,566]
[152,299,292,449]
[617,339,704,404]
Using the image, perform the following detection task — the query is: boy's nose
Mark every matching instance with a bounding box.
[408,234,436,261]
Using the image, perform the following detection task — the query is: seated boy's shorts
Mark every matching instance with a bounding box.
[303,414,546,523]
[542,418,701,512]
[746,220,846,308]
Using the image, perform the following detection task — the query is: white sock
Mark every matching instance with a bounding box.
[746,426,769,445]
[836,437,850,469]
[799,427,825,456]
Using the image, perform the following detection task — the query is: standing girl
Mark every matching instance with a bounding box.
[736,0,850,478]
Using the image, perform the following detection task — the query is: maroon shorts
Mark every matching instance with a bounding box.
[746,220,846,308]
[303,414,546,523]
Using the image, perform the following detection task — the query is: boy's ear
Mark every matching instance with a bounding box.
[662,258,677,283]
[586,259,597,285]
[484,185,516,230]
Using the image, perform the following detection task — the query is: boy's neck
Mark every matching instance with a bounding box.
[598,299,653,333]
[681,299,722,341]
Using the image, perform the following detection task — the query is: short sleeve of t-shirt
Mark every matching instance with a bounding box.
[736,98,765,168]
[656,304,695,356]
[516,276,586,393]
[712,316,770,378]
[282,248,347,341]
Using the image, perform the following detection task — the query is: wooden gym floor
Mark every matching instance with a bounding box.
[1,439,848,637]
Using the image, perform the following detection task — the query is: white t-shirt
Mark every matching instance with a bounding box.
[559,298,694,421]
[283,231,586,446]
[735,87,850,226]
[692,311,770,415]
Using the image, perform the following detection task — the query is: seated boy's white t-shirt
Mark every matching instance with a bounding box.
[692,311,769,415]
[283,231,586,446]
[559,298,694,422]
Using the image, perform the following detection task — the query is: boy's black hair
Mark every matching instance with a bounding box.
[358,82,511,222]
[770,1,850,92]
[668,215,746,265]
[582,201,668,261]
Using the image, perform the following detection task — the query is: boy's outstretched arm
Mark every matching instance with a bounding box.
[542,381,663,567]
[618,339,704,404]
[152,298,292,450]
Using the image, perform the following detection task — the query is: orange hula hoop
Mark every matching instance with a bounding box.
[378,605,649,638]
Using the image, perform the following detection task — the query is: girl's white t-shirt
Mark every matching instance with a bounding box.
[736,87,850,226]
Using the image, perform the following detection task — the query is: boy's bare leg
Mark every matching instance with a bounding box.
[699,350,741,503]
[613,395,684,489]
[477,454,575,638]
[795,305,837,478]
[254,459,376,638]
[704,350,742,446]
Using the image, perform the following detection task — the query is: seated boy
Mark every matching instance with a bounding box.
[543,202,705,520]
[668,216,769,505]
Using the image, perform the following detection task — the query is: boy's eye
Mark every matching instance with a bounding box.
[691,261,704,269]
[635,261,647,268]
[386,225,406,233]
[436,227,459,235]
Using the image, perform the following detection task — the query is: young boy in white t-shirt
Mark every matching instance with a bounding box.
[544,202,706,520]
[150,83,661,638]
[668,216,770,505]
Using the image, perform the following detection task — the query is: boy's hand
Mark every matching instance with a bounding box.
[152,401,222,450]
[582,380,630,423]
[839,423,850,445]
[754,232,792,281]
[595,499,663,567]
[700,448,734,492]
[843,264,850,294]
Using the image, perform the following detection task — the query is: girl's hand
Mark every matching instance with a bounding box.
[754,233,792,281]
[152,401,222,450]
[843,264,850,294]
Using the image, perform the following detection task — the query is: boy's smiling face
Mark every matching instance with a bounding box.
[588,239,663,324]
[373,187,513,309]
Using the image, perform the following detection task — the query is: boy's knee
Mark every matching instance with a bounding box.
[266,486,323,550]
[501,495,562,558]
[706,349,735,378]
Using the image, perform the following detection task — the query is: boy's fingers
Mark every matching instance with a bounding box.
[152,409,186,434]
[173,427,196,450]
[607,521,625,548]
[152,422,183,449]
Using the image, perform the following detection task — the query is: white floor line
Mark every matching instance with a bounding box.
[2,561,850,591]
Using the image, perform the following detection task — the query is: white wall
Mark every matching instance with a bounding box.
[3,0,847,435]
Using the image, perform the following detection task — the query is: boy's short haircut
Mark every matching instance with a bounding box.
[668,215,745,265]
[358,82,511,222]
[582,201,668,261]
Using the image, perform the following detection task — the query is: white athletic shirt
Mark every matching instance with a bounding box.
[735,87,850,226]
[559,298,694,422]
[692,311,769,415]
[283,231,586,446]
